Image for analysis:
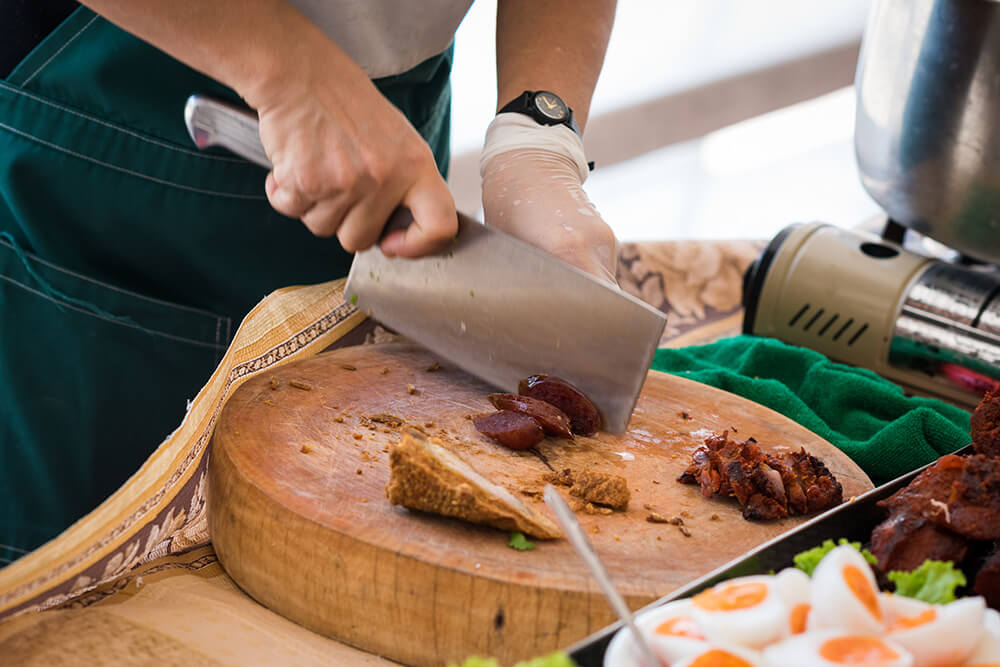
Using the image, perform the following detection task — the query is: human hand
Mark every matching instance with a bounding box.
[250,43,457,257]
[480,119,619,284]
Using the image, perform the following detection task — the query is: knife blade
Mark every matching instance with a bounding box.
[183,94,668,432]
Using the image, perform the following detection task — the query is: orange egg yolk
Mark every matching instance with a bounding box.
[888,608,937,632]
[687,649,755,667]
[692,582,768,611]
[843,565,881,620]
[819,636,900,663]
[790,603,811,634]
[655,616,705,639]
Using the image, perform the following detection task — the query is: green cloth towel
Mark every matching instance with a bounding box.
[651,336,972,486]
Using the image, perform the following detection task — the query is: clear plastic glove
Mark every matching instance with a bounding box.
[480,119,619,284]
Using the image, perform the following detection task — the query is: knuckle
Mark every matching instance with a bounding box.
[295,168,328,200]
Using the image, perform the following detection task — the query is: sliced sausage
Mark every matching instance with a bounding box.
[488,393,573,440]
[473,410,545,450]
[518,374,602,436]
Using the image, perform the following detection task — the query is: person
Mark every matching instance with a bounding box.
[0,0,618,562]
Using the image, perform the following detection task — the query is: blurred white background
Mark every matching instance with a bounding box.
[449,0,883,241]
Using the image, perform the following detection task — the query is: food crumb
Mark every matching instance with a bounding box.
[356,468,362,475]
[380,367,390,375]
[584,502,613,516]
[646,512,670,524]
[614,535,621,542]
[381,428,391,434]
[643,503,654,511]
[424,422,435,428]
[340,364,357,371]
[590,525,600,534]
[668,516,684,526]
[425,361,440,372]
[269,378,280,390]
[678,525,692,538]
[656,535,662,541]
[289,379,313,391]
[652,480,660,485]
[464,414,472,420]
[300,443,313,454]
[353,433,363,440]
[680,510,692,519]
[680,411,691,420]
[407,384,417,395]
[334,416,345,423]
[262,399,274,407]
[360,498,368,503]
[709,513,720,521]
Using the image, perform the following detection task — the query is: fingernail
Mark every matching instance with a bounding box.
[380,232,403,257]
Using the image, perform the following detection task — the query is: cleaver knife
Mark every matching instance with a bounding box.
[184,94,667,432]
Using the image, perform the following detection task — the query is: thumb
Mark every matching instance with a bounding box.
[380,175,457,258]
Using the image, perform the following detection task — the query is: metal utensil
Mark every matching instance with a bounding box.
[183,94,667,432]
[543,485,663,667]
[855,0,1000,263]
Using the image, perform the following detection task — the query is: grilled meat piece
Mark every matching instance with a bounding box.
[971,387,1000,458]
[870,511,969,574]
[568,470,631,511]
[385,427,562,539]
[678,432,843,521]
[974,547,1000,610]
[770,448,844,515]
[541,468,631,510]
[878,454,1000,540]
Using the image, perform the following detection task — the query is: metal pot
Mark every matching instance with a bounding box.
[855,0,1000,263]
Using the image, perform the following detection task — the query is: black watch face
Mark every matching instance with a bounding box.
[533,91,569,122]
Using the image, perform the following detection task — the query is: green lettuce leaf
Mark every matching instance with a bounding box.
[446,658,499,667]
[508,532,535,551]
[448,651,577,667]
[793,538,877,576]
[888,560,967,604]
[514,651,578,667]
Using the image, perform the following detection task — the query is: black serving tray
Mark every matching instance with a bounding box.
[566,444,975,666]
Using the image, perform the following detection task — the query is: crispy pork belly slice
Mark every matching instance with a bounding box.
[385,427,563,539]
[870,511,969,574]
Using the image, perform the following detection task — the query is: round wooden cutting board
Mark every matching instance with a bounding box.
[209,343,872,666]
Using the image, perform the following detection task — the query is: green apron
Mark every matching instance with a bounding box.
[0,7,453,563]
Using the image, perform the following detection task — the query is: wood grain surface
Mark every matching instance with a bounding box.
[209,343,872,666]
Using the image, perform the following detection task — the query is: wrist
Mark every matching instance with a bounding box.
[480,114,591,183]
[236,11,361,112]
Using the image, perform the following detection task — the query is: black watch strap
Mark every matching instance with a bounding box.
[498,90,581,136]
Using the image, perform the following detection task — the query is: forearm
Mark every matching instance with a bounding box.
[77,0,362,108]
[495,0,616,131]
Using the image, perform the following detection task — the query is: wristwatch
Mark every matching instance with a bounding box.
[498,90,581,136]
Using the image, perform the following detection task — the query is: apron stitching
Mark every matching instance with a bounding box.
[0,80,248,163]
[0,273,228,350]
[19,15,99,86]
[0,238,229,319]
[0,120,267,200]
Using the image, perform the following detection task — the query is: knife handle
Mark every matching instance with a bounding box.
[183,94,413,236]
